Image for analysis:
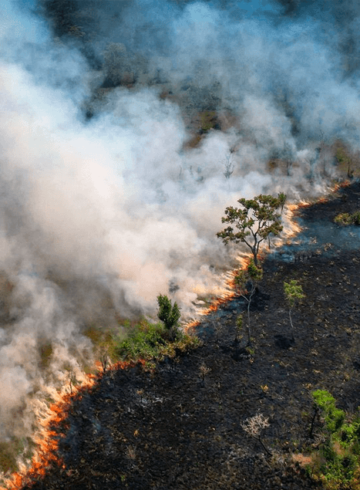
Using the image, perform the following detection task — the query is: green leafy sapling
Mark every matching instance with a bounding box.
[234,259,263,346]
[217,193,286,266]
[284,280,304,340]
[157,294,181,336]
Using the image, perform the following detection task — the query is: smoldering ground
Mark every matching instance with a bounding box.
[0,0,359,465]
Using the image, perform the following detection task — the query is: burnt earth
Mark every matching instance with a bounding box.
[21,182,360,490]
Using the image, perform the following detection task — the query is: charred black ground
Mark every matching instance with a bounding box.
[20,182,360,490]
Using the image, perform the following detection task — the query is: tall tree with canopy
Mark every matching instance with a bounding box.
[217,193,286,266]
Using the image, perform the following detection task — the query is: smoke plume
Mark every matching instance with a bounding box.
[0,0,358,454]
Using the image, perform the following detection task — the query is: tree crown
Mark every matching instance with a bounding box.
[234,259,263,292]
[217,193,286,265]
[157,294,181,330]
[284,279,304,308]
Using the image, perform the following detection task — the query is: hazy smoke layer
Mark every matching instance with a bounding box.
[0,0,358,443]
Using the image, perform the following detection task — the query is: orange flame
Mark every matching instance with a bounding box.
[184,202,303,331]
[1,356,150,489]
[3,183,349,488]
[0,373,98,490]
[333,180,351,191]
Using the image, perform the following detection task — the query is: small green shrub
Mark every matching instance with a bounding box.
[312,390,345,433]
[157,294,180,331]
[113,320,167,360]
[284,279,304,338]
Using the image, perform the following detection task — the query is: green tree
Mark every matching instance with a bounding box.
[284,279,304,339]
[309,390,360,488]
[157,294,181,331]
[234,259,263,346]
[278,192,287,214]
[312,390,345,434]
[217,193,286,266]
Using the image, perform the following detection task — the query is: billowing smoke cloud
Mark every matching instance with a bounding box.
[0,0,358,447]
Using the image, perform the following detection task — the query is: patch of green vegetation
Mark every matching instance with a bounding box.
[15,437,35,462]
[334,212,360,226]
[112,318,199,363]
[199,111,217,132]
[83,314,199,368]
[307,390,360,489]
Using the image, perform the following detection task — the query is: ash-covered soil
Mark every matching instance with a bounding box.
[21,182,360,490]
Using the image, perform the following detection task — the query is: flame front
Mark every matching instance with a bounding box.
[1,374,96,490]
[0,199,309,489]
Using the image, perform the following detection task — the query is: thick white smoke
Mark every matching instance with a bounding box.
[0,0,357,450]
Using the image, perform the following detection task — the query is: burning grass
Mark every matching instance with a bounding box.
[0,318,200,489]
[0,438,34,476]
[2,188,346,489]
[8,181,360,490]
[1,370,99,490]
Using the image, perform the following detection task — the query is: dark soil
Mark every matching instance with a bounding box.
[21,182,360,490]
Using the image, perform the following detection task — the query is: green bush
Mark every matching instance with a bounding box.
[83,299,197,369]
[157,294,181,330]
[112,318,199,363]
[309,390,360,488]
[114,320,167,360]
[313,390,345,433]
